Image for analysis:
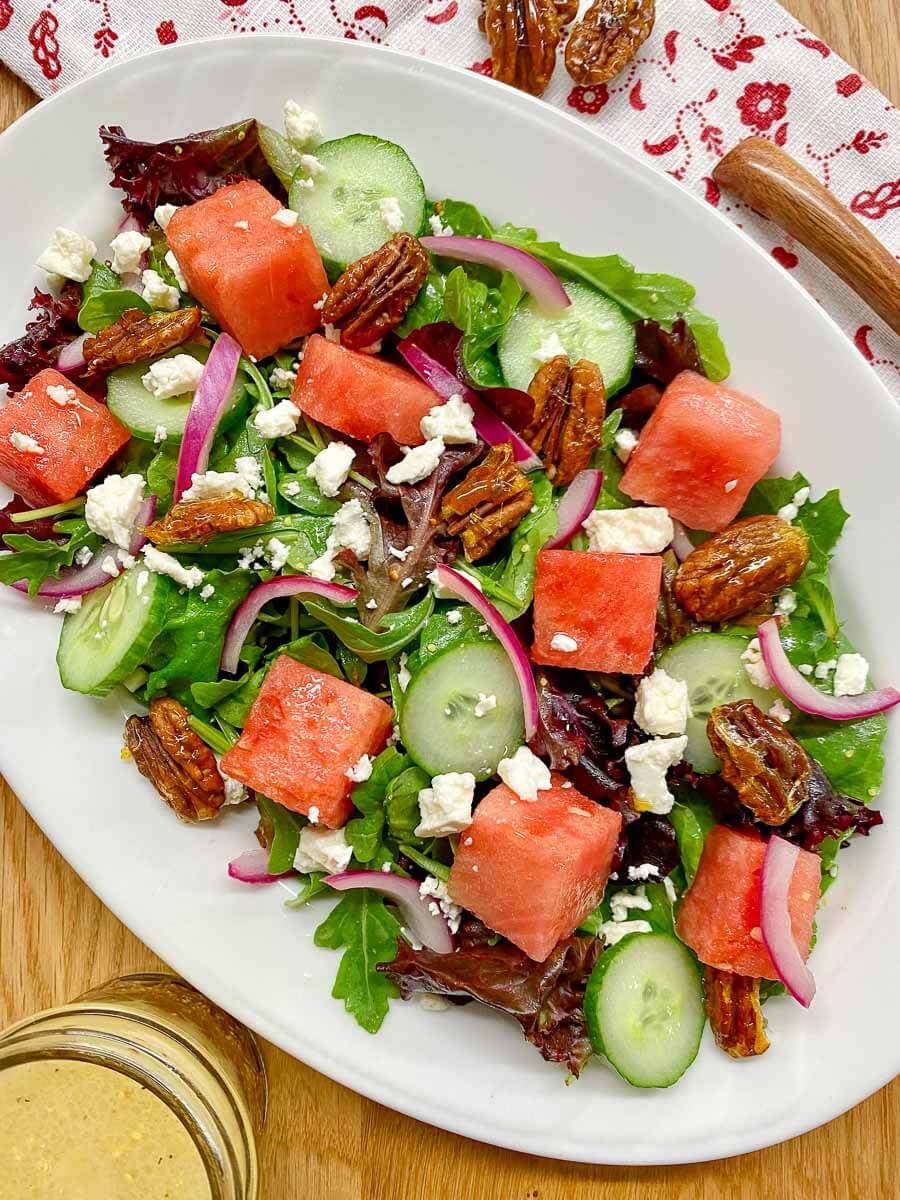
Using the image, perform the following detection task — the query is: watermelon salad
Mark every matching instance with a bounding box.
[1,102,898,1090]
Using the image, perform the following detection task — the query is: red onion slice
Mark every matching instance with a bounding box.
[432,564,539,739]
[324,870,454,953]
[221,575,359,674]
[670,519,695,563]
[174,333,243,503]
[758,618,899,720]
[228,848,291,885]
[420,236,570,315]
[544,469,602,550]
[57,333,89,375]
[760,835,816,1007]
[397,338,540,471]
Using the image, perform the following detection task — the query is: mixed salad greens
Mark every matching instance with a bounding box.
[1,102,896,1090]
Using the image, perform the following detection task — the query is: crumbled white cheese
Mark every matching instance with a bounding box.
[627,863,659,883]
[141,268,180,311]
[266,538,290,571]
[532,332,567,364]
[308,806,320,825]
[306,441,355,497]
[550,632,578,653]
[9,432,44,455]
[182,469,255,502]
[378,195,405,234]
[234,220,250,232]
[624,736,687,815]
[497,746,552,802]
[775,589,798,618]
[282,479,302,498]
[634,668,691,737]
[741,637,773,690]
[419,395,477,444]
[798,663,814,676]
[366,598,377,610]
[46,383,81,408]
[415,772,476,837]
[84,474,145,549]
[322,323,341,343]
[664,875,677,904]
[154,204,179,231]
[768,698,792,723]
[253,400,300,440]
[834,652,869,697]
[270,365,298,391]
[220,774,247,806]
[397,652,412,693]
[109,230,151,276]
[599,919,653,946]
[117,549,136,568]
[284,101,321,150]
[401,576,414,589]
[307,542,336,581]
[473,693,497,718]
[815,658,838,681]
[332,499,372,560]
[54,597,83,615]
[614,428,639,463]
[200,584,216,601]
[609,888,653,922]
[419,875,462,935]
[141,354,204,401]
[37,227,97,283]
[293,826,352,875]
[164,250,188,292]
[389,545,412,561]
[299,153,325,178]
[153,423,168,445]
[583,506,674,554]
[74,547,93,568]
[428,213,453,237]
[271,208,300,229]
[346,754,374,783]
[446,609,462,625]
[777,485,811,524]
[724,478,738,493]
[385,438,444,485]
[100,555,119,578]
[235,457,263,496]
[142,545,204,590]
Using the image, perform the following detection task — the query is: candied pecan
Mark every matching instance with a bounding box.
[707,700,812,825]
[554,0,579,26]
[483,0,561,97]
[441,442,534,561]
[654,549,694,656]
[125,698,225,821]
[565,0,655,85]
[144,497,274,547]
[704,968,770,1058]
[674,516,809,623]
[83,306,202,378]
[524,356,606,486]
[322,234,429,350]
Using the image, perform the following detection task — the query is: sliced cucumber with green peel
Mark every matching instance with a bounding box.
[399,639,525,780]
[585,932,705,1089]
[106,344,247,446]
[57,567,173,696]
[498,280,635,395]
[657,632,779,772]
[288,134,426,270]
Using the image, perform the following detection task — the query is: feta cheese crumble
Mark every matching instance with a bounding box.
[293,826,352,875]
[222,775,248,806]
[284,101,321,150]
[253,400,300,439]
[768,698,792,723]
[775,588,798,617]
[415,772,476,837]
[627,863,659,883]
[378,196,405,234]
[85,474,145,548]
[777,485,811,524]
[142,545,204,590]
[419,876,462,935]
[332,499,372,560]
[532,332,567,363]
[299,153,325,177]
[142,354,205,401]
[109,230,151,276]
[266,538,290,571]
[234,220,250,231]
[397,652,411,693]
[834,652,869,697]
[200,584,216,601]
[54,597,83,615]
[473,693,497,718]
[624,735,687,815]
[724,478,738,493]
[419,395,477,444]
[9,432,44,455]
[154,204,179,231]
[100,555,120,578]
[815,658,838,681]
[46,384,81,407]
[306,441,355,497]
[741,637,773,689]
[271,208,300,229]
[164,250,188,292]
[634,668,691,737]
[446,609,462,625]
[154,424,168,445]
[74,547,93,568]
[346,754,374,783]
[385,438,444,485]
[497,746,552,802]
[36,227,97,283]
[550,632,578,653]
[599,919,653,946]
[182,468,256,502]
[582,506,674,554]
[428,213,453,237]
[614,428,639,463]
[140,268,180,311]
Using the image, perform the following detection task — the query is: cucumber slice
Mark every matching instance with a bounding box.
[399,639,525,780]
[498,280,635,396]
[106,344,247,446]
[657,632,779,773]
[584,932,704,1088]
[289,134,426,270]
[57,567,173,696]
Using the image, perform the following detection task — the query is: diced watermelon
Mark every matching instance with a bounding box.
[219,656,393,828]
[532,549,662,675]
[620,370,781,532]
[0,369,130,508]
[292,333,439,446]
[675,825,821,979]
[167,180,329,360]
[448,775,622,962]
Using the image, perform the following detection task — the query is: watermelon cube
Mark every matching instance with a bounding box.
[219,656,393,828]
[448,775,622,961]
[532,549,662,675]
[0,368,130,508]
[292,334,439,446]
[676,825,820,979]
[620,370,781,532]
[166,181,329,360]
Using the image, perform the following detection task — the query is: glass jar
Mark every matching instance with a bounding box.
[0,973,266,1200]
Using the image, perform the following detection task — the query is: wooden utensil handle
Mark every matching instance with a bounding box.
[712,137,900,336]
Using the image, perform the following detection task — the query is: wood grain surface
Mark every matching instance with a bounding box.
[1,3,898,1195]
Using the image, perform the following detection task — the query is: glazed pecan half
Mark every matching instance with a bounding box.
[704,968,770,1059]
[707,699,812,825]
[441,443,534,561]
[144,497,274,547]
[125,697,225,821]
[482,0,561,97]
[321,234,428,350]
[565,0,656,86]
[83,306,202,378]
[524,356,606,486]
[654,549,694,656]
[674,515,809,624]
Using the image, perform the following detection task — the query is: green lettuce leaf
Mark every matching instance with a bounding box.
[78,260,151,333]
[670,793,715,885]
[303,592,434,663]
[492,470,557,618]
[257,795,303,875]
[345,747,409,865]
[0,518,101,596]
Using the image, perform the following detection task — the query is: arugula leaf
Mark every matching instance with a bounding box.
[303,592,434,663]
[189,514,331,560]
[794,713,887,802]
[670,794,714,885]
[277,443,339,516]
[0,519,100,596]
[493,471,557,618]
[281,634,343,679]
[147,447,179,511]
[284,871,330,909]
[384,765,430,843]
[345,747,409,864]
[314,890,400,1033]
[436,199,494,239]
[442,266,523,386]
[78,260,151,333]
[257,795,303,874]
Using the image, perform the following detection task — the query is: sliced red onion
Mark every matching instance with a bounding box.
[116,213,146,235]
[544,469,602,550]
[397,338,541,471]
[174,333,243,503]
[758,618,899,720]
[670,519,695,563]
[760,835,816,1007]
[57,333,89,375]
[432,564,539,739]
[221,575,359,674]
[420,236,570,316]
[9,495,157,599]
[227,848,291,885]
[323,870,454,953]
